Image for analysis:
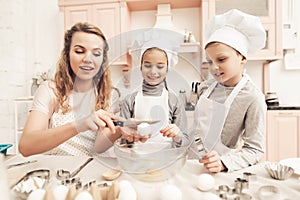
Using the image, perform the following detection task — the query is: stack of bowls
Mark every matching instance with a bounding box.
[265,92,279,107]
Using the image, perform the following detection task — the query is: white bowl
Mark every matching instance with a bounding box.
[265,162,294,180]
[114,139,190,182]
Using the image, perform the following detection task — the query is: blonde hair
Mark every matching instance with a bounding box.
[53,22,113,113]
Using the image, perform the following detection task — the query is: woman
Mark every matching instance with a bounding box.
[19,22,120,156]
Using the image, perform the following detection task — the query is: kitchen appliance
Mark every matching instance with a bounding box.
[265,91,279,106]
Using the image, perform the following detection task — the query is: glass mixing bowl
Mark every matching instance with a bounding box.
[113,139,190,182]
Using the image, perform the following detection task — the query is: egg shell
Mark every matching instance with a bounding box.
[197,173,215,191]
[159,184,182,200]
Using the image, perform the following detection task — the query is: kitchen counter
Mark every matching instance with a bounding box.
[4,154,300,199]
[267,105,300,110]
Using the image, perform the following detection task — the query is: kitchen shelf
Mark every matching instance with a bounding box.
[178,42,201,53]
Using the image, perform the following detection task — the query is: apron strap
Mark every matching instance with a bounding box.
[224,75,248,105]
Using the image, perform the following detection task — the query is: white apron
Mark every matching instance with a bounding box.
[194,75,248,155]
[46,90,115,157]
[134,88,171,142]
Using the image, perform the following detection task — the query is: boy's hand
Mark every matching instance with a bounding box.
[199,150,225,173]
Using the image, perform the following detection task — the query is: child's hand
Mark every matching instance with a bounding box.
[160,124,182,142]
[199,150,225,173]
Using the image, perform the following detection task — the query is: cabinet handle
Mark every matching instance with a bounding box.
[278,112,294,115]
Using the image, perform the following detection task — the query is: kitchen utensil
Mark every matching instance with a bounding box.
[190,82,198,105]
[265,162,294,180]
[11,169,50,199]
[258,185,280,200]
[280,157,300,175]
[185,102,195,111]
[7,160,37,169]
[111,115,160,127]
[0,144,12,156]
[113,119,160,127]
[102,169,122,181]
[114,138,191,182]
[56,157,93,181]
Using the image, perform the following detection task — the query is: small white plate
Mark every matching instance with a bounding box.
[280,158,300,175]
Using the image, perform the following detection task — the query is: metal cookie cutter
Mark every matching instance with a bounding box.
[243,172,257,182]
[234,178,249,190]
[56,157,93,181]
[258,185,280,200]
[216,182,252,200]
[11,169,50,199]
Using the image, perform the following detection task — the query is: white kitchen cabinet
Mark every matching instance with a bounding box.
[58,0,131,67]
[266,110,300,162]
[200,0,282,60]
[14,97,33,154]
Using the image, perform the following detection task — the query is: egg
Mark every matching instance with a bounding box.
[159,184,182,200]
[197,173,215,191]
[137,123,151,137]
[27,189,46,200]
[74,191,93,200]
[53,185,69,200]
[202,192,221,200]
[118,180,137,200]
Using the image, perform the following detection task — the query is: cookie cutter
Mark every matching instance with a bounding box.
[258,185,280,200]
[11,169,50,199]
[216,181,252,200]
[234,178,249,190]
[56,157,93,181]
[243,172,257,182]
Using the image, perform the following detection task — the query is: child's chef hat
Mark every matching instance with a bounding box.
[204,9,266,58]
[132,29,182,69]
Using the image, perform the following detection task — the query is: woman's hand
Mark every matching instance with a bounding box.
[199,150,226,173]
[160,124,182,142]
[74,109,116,134]
[118,126,149,143]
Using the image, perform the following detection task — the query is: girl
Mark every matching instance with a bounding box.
[95,47,188,152]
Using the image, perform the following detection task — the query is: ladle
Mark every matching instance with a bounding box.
[56,157,93,180]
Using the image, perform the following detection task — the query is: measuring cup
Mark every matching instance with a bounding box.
[56,157,93,181]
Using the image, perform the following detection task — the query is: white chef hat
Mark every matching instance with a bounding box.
[132,28,182,69]
[204,9,266,58]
